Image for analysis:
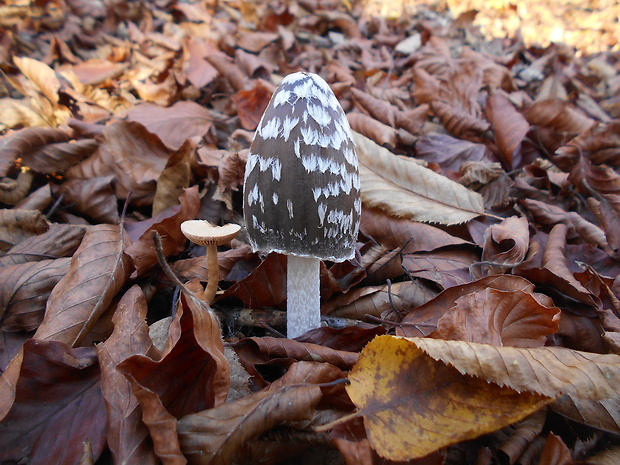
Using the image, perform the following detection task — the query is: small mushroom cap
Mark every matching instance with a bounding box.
[181,220,241,246]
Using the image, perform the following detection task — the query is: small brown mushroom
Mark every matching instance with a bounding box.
[180,220,241,303]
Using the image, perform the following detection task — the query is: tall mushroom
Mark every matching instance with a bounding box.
[243,72,361,338]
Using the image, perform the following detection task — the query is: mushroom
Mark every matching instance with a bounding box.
[243,72,361,338]
[180,220,241,303]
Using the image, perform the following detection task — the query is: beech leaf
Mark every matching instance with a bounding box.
[178,383,322,465]
[0,340,107,465]
[34,224,133,346]
[346,335,552,461]
[347,335,620,461]
[354,131,485,224]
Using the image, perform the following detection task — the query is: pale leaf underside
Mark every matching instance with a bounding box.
[354,132,484,224]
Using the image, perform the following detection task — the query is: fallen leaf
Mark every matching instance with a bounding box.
[0,339,107,464]
[231,80,273,130]
[354,132,485,224]
[345,335,553,461]
[0,209,49,251]
[34,224,133,346]
[59,175,120,224]
[481,216,530,273]
[486,92,529,168]
[232,336,358,389]
[152,140,194,216]
[126,186,200,276]
[97,286,159,465]
[415,133,495,173]
[0,258,71,331]
[124,101,214,151]
[431,288,560,346]
[398,275,552,337]
[178,378,322,465]
[360,206,469,252]
[0,223,85,267]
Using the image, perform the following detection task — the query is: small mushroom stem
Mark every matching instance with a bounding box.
[204,244,219,304]
[287,255,321,338]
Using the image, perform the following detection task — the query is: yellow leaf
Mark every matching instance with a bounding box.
[346,335,552,461]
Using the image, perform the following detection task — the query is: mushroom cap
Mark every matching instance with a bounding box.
[243,72,361,262]
[181,220,241,246]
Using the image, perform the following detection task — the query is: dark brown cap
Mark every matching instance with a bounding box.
[243,72,361,262]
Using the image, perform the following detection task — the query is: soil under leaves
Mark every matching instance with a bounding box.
[0,1,619,465]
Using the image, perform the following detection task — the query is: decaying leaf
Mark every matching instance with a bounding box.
[346,335,620,461]
[345,336,552,461]
[97,286,159,465]
[354,132,485,224]
[0,258,71,331]
[0,340,107,465]
[178,382,322,465]
[34,224,133,346]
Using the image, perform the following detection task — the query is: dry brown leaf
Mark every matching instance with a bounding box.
[0,210,49,251]
[0,127,70,176]
[96,286,159,465]
[351,88,397,127]
[33,224,133,346]
[538,433,572,465]
[481,216,530,273]
[354,132,485,224]
[0,223,86,268]
[231,80,273,131]
[514,223,599,307]
[486,92,530,167]
[431,100,491,140]
[178,381,322,465]
[324,281,437,321]
[360,207,469,252]
[346,336,620,460]
[415,133,495,173]
[401,247,480,289]
[430,288,560,346]
[551,395,620,435]
[59,175,120,224]
[13,56,60,105]
[554,121,620,168]
[152,140,194,216]
[398,275,552,337]
[67,121,173,206]
[0,258,71,332]
[412,337,620,399]
[0,98,48,130]
[0,340,107,464]
[124,101,214,151]
[218,149,248,193]
[522,198,610,250]
[126,186,200,276]
[524,99,595,135]
[184,37,219,89]
[347,113,398,149]
[117,281,230,463]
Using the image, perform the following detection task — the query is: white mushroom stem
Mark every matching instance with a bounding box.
[287,255,321,338]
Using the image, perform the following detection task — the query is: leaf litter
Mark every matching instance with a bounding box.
[0,1,619,464]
